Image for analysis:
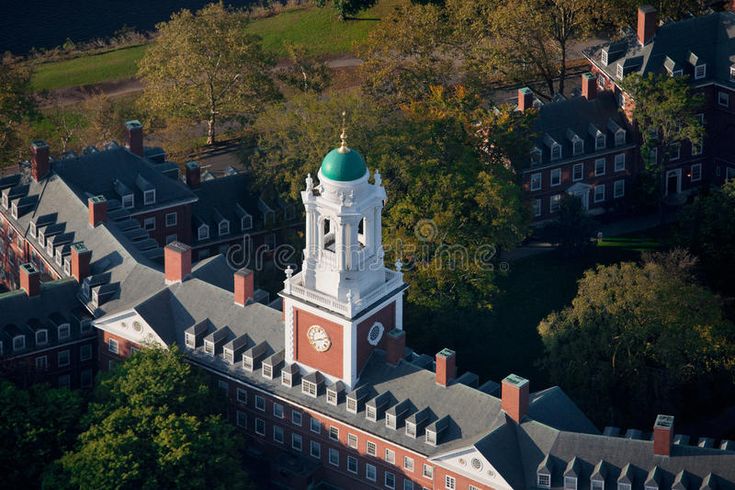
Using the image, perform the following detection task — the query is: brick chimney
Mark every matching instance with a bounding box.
[31,140,50,182]
[502,374,529,423]
[185,161,201,189]
[165,241,192,284]
[125,120,144,157]
[385,329,406,365]
[581,72,597,100]
[637,5,658,46]
[88,195,107,228]
[234,268,254,306]
[518,87,534,112]
[19,263,40,297]
[435,348,456,386]
[653,414,674,456]
[71,242,92,283]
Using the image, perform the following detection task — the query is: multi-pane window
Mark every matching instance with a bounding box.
[423,464,433,479]
[348,455,358,474]
[144,190,156,205]
[670,142,681,161]
[273,425,284,444]
[302,380,317,397]
[615,129,626,146]
[573,138,584,155]
[255,418,265,436]
[58,324,70,340]
[404,456,414,472]
[719,91,730,107]
[292,433,303,452]
[236,410,247,428]
[366,441,377,456]
[550,168,561,187]
[538,473,551,488]
[108,338,119,354]
[80,344,92,361]
[404,480,414,490]
[328,448,339,466]
[531,148,542,166]
[596,134,606,150]
[165,212,177,227]
[550,194,562,213]
[551,143,562,161]
[366,463,377,482]
[36,355,48,371]
[533,199,542,218]
[310,441,321,459]
[329,426,340,441]
[385,471,396,489]
[255,395,265,411]
[530,173,542,191]
[614,153,626,172]
[310,417,321,434]
[385,448,395,464]
[695,64,707,80]
[237,388,247,404]
[198,225,209,241]
[348,433,358,449]
[595,158,606,176]
[591,479,605,490]
[273,402,284,419]
[143,217,156,231]
[573,163,584,182]
[691,163,702,182]
[445,475,456,489]
[36,330,48,345]
[292,410,302,426]
[692,141,703,156]
[594,185,606,203]
[614,180,625,199]
[565,477,578,490]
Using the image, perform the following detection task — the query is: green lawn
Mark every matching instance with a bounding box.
[30,1,401,92]
[32,45,147,91]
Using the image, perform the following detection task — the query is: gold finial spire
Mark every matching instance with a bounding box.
[338,111,349,153]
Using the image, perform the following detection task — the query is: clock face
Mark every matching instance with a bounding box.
[367,322,384,346]
[307,325,331,352]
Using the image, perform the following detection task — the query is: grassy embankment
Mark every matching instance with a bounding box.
[31,1,401,92]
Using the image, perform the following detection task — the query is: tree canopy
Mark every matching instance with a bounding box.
[51,347,249,490]
[0,381,83,489]
[538,250,735,426]
[138,2,279,145]
[0,56,35,167]
[315,0,378,20]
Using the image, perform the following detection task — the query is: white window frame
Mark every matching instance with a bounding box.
[58,323,70,340]
[719,91,730,107]
[670,142,681,161]
[595,158,606,176]
[241,215,253,231]
[385,471,396,489]
[530,173,542,192]
[255,395,265,411]
[143,217,156,231]
[143,189,156,206]
[292,410,302,426]
[273,402,284,419]
[614,180,625,199]
[592,478,605,490]
[329,426,340,441]
[165,212,177,227]
[550,194,562,213]
[531,148,542,166]
[292,432,303,452]
[615,129,626,146]
[255,418,265,436]
[404,456,414,472]
[550,168,561,187]
[691,163,702,182]
[730,66,735,82]
[366,463,377,482]
[310,441,321,459]
[108,338,119,354]
[58,349,70,367]
[219,220,230,236]
[596,134,606,150]
[328,447,339,467]
[366,441,377,456]
[573,138,584,156]
[538,473,551,489]
[565,476,578,490]
[122,194,134,209]
[551,143,562,161]
[35,329,48,346]
[445,475,456,490]
[595,184,606,203]
[197,225,209,241]
[310,417,321,434]
[273,425,284,444]
[385,448,395,464]
[614,153,626,172]
[347,455,358,474]
[423,464,433,479]
[532,198,542,218]
[695,64,706,80]
[348,433,358,449]
[616,64,624,80]
[573,163,584,182]
[80,343,92,361]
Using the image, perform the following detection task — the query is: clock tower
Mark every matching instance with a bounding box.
[280,128,406,389]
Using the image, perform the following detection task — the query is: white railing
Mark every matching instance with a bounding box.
[286,269,403,317]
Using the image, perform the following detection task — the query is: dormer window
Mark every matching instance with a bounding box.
[143,189,156,206]
[366,406,377,421]
[13,335,25,352]
[185,332,195,348]
[565,477,578,490]
[538,473,551,489]
[531,147,542,165]
[425,429,437,445]
[573,138,584,156]
[29,222,37,238]
[198,224,209,241]
[302,379,317,398]
[11,202,18,219]
[695,64,706,80]
[730,65,735,82]
[596,134,607,150]
[601,50,608,65]
[615,129,626,146]
[551,143,562,161]
[327,389,337,405]
[38,231,45,247]
[406,422,416,438]
[347,398,357,413]
[219,220,230,236]
[1,193,8,209]
[58,324,70,340]
[122,194,134,209]
[204,340,214,354]
[241,215,252,231]
[591,479,605,490]
[616,64,624,80]
[36,329,48,346]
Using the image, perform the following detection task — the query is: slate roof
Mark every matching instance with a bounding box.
[528,91,633,169]
[52,148,196,214]
[587,11,735,88]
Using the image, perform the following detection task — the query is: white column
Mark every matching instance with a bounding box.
[343,320,356,388]
[284,301,295,363]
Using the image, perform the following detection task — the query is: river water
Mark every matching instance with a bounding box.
[0,0,257,56]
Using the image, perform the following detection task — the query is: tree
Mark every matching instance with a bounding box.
[483,0,605,96]
[52,347,249,490]
[138,2,279,145]
[675,180,735,294]
[622,73,704,211]
[276,43,331,94]
[538,250,735,426]
[81,92,135,146]
[545,194,595,257]
[315,0,377,20]
[0,381,83,489]
[0,55,35,167]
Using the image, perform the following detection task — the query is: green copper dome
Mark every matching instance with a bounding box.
[320,147,367,182]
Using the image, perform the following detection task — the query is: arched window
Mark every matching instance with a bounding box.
[322,218,335,252]
[358,217,367,248]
